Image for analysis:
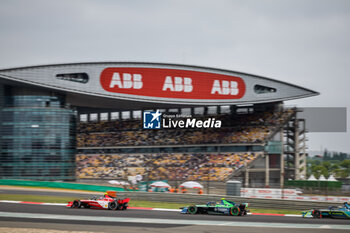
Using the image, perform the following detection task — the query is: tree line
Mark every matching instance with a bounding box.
[308,149,350,179]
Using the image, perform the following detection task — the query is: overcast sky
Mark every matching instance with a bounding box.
[0,0,349,153]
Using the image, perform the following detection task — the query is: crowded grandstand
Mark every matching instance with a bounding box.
[77,109,294,147]
[76,107,296,185]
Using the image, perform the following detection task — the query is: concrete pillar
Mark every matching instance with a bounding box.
[280,129,285,188]
[203,107,208,115]
[245,168,249,187]
[294,118,300,180]
[301,120,307,179]
[265,154,270,187]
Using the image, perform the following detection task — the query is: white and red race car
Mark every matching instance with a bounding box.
[67,191,130,210]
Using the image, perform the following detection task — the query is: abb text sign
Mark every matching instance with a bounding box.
[100,67,245,100]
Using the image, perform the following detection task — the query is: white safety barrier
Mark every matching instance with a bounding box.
[241,188,350,202]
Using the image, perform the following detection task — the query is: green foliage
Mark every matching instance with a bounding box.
[340,160,350,169]
[331,163,340,170]
[312,160,321,166]
[308,158,350,179]
[310,164,328,179]
[307,149,350,179]
[322,161,331,171]
[333,168,348,179]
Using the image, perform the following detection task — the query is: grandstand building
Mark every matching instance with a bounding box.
[0,62,318,188]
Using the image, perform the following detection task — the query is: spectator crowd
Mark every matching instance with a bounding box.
[75,108,295,181]
[76,152,261,181]
[77,109,295,147]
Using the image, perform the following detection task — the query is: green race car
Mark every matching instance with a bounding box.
[302,202,350,219]
[181,198,249,216]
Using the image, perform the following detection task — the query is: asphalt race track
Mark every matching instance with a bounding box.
[1,202,350,233]
[1,187,350,232]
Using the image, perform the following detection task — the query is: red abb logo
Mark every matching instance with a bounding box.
[162,76,193,93]
[100,67,246,100]
[109,72,143,89]
[211,80,239,95]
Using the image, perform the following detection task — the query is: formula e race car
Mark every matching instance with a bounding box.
[302,202,350,219]
[181,198,249,216]
[67,191,130,210]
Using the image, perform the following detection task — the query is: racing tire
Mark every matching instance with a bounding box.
[230,206,240,216]
[239,210,247,216]
[122,203,128,210]
[188,206,198,214]
[108,201,118,210]
[71,200,81,208]
[312,210,322,219]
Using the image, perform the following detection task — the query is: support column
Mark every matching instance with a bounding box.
[245,168,249,187]
[300,119,307,179]
[203,107,208,116]
[280,128,285,188]
[265,154,270,187]
[294,118,300,180]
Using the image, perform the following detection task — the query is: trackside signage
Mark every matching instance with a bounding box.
[100,67,245,100]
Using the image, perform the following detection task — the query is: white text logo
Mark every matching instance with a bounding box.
[109,72,143,89]
[162,76,193,92]
[211,80,239,95]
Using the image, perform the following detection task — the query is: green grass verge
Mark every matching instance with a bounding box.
[0,194,301,214]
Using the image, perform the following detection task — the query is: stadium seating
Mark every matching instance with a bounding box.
[76,152,261,181]
[77,109,294,147]
[75,109,295,182]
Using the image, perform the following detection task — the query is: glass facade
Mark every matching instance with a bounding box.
[0,93,76,181]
